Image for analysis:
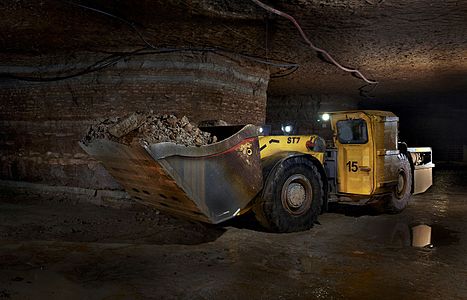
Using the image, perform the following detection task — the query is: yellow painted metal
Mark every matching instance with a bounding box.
[328,110,402,196]
[259,110,431,198]
[258,135,325,163]
[330,112,374,195]
[372,113,400,194]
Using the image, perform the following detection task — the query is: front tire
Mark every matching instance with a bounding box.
[253,156,324,232]
[385,153,413,213]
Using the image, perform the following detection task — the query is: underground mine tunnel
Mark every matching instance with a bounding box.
[0,0,466,299]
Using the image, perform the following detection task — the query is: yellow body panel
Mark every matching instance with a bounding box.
[255,110,431,200]
[329,110,400,196]
[330,112,374,195]
[258,135,325,163]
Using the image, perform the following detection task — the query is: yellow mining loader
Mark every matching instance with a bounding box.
[81,110,434,232]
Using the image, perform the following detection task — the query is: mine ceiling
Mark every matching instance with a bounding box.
[1,0,466,101]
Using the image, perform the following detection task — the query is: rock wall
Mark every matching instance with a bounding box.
[1,0,466,192]
[0,52,269,190]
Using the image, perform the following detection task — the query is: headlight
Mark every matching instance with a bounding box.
[321,113,330,121]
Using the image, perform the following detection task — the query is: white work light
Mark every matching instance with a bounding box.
[321,113,330,121]
[282,125,293,133]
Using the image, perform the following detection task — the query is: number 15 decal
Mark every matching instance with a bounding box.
[346,161,358,172]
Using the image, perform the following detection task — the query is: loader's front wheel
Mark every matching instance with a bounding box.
[385,154,413,213]
[253,157,324,232]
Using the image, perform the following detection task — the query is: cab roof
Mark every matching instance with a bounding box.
[327,110,397,118]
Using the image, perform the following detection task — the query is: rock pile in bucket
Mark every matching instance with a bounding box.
[82,112,217,147]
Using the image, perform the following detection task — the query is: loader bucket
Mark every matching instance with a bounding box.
[80,125,263,224]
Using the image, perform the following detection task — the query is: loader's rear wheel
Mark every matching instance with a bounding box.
[253,156,324,232]
[386,154,413,213]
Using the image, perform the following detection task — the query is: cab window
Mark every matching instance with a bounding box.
[337,119,368,144]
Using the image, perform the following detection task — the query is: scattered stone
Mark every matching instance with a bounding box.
[108,112,146,138]
[82,112,217,147]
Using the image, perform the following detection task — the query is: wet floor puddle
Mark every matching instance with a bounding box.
[429,224,460,247]
[354,219,461,249]
[404,223,460,248]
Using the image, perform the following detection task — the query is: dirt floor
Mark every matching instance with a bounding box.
[0,168,466,299]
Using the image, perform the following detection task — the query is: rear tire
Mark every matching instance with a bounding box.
[253,156,324,232]
[385,154,413,213]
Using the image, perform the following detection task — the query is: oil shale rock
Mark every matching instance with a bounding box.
[82,112,216,147]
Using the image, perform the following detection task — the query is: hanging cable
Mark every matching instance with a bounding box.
[59,1,299,69]
[0,47,299,82]
[59,0,157,49]
[0,48,146,82]
[270,65,299,78]
[2,1,302,82]
[0,1,298,82]
[250,0,378,84]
